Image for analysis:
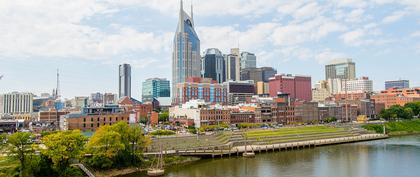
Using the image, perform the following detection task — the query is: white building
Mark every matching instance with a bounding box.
[345,77,373,92]
[0,92,33,115]
[327,78,344,94]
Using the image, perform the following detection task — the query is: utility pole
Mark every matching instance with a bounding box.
[345,79,349,122]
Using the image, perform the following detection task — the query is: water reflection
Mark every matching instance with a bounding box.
[121,136,420,177]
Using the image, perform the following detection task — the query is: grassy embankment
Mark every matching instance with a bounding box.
[362,119,420,136]
[244,126,357,144]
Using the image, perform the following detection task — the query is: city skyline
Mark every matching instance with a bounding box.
[0,0,420,100]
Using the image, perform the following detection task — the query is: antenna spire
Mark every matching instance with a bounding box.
[56,68,60,99]
[191,0,194,25]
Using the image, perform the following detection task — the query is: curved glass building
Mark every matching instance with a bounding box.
[172,0,201,104]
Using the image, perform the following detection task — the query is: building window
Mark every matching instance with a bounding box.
[97,123,99,127]
[83,118,86,122]
[90,124,93,127]
[91,118,93,122]
[83,123,86,128]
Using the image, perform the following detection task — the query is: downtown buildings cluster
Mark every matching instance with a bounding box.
[0,1,419,132]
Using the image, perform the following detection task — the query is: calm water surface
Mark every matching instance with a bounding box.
[123,135,420,177]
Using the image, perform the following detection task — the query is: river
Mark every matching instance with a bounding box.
[122,135,420,177]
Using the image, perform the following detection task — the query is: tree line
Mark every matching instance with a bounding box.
[379,102,420,120]
[0,121,150,177]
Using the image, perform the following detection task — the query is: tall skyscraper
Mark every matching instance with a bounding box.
[385,80,409,90]
[142,78,171,102]
[225,48,241,81]
[240,51,257,70]
[325,59,356,80]
[119,63,131,98]
[172,0,201,102]
[0,92,33,114]
[202,48,225,83]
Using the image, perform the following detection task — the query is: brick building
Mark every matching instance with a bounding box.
[371,87,420,108]
[269,74,312,101]
[38,110,69,124]
[62,105,130,131]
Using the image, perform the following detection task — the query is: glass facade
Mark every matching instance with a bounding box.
[325,59,356,80]
[142,78,170,102]
[172,1,201,104]
[385,80,409,90]
[240,52,257,70]
[203,48,225,83]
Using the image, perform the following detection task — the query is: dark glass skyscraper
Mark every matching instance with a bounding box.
[119,63,131,98]
[172,0,201,102]
[202,48,225,83]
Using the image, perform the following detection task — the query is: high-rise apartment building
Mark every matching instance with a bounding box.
[325,59,356,80]
[385,80,409,90]
[240,52,256,70]
[202,48,225,83]
[269,74,312,101]
[119,63,131,98]
[345,77,373,92]
[0,92,33,114]
[142,78,170,102]
[172,1,201,102]
[224,48,241,81]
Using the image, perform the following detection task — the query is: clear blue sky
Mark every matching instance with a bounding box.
[0,0,419,100]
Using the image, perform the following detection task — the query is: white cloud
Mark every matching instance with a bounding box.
[272,16,346,46]
[314,49,347,63]
[0,0,172,61]
[197,23,278,54]
[411,31,420,37]
[382,11,407,24]
[340,29,365,45]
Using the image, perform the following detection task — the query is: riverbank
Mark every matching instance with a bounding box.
[362,119,420,136]
[93,156,200,177]
[120,135,420,177]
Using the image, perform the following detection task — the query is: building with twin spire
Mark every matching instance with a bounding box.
[172,0,201,104]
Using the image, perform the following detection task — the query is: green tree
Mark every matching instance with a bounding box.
[41,130,87,171]
[6,132,34,177]
[0,133,6,149]
[404,102,420,117]
[324,117,337,123]
[403,107,415,119]
[126,125,149,165]
[159,111,169,122]
[85,125,125,169]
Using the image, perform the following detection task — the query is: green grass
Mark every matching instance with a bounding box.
[363,119,420,135]
[245,126,344,138]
